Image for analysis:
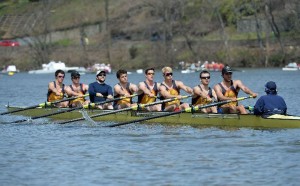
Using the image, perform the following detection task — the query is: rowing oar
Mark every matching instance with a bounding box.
[7,94,137,124]
[58,95,192,125]
[106,96,253,127]
[0,94,89,116]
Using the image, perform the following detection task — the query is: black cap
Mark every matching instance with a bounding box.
[222,66,233,74]
[96,70,106,76]
[71,71,80,78]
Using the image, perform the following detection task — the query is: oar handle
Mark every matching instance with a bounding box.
[133,95,192,110]
[192,96,254,112]
[44,94,90,107]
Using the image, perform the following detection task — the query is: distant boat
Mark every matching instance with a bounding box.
[86,63,112,74]
[1,65,19,76]
[181,68,195,74]
[282,62,299,71]
[28,61,86,74]
[136,69,143,74]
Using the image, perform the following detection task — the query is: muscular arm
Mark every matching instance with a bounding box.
[65,86,76,97]
[159,85,177,99]
[176,80,193,94]
[129,83,139,94]
[138,82,153,97]
[192,86,201,98]
[48,82,61,96]
[234,80,257,98]
[211,89,218,101]
[83,84,89,93]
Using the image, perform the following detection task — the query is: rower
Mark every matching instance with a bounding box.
[137,68,161,111]
[113,69,138,109]
[213,65,258,114]
[159,66,193,111]
[65,71,89,108]
[192,70,218,113]
[47,69,68,108]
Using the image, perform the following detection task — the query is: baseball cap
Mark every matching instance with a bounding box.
[71,71,80,78]
[96,70,106,76]
[222,66,233,74]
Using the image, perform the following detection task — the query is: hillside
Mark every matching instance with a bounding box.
[0,0,300,71]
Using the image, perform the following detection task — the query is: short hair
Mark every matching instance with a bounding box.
[145,68,155,74]
[199,70,210,78]
[116,69,127,78]
[55,69,65,77]
[162,66,172,74]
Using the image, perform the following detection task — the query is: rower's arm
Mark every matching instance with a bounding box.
[48,82,62,96]
[177,81,193,94]
[65,86,80,97]
[235,80,258,98]
[129,83,139,94]
[138,82,153,97]
[159,85,176,99]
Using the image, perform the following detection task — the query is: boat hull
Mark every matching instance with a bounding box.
[5,106,300,129]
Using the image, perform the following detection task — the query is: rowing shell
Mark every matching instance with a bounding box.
[4,106,300,129]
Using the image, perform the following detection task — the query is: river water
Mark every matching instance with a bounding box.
[0,69,300,185]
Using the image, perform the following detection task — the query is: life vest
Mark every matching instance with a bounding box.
[218,80,238,107]
[160,80,180,108]
[114,83,134,106]
[47,81,65,102]
[69,83,86,106]
[192,85,213,106]
[138,81,158,104]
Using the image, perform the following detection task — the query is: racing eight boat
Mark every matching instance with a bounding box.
[4,105,300,129]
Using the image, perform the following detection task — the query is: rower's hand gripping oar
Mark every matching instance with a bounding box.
[8,94,137,124]
[1,94,89,116]
[106,96,254,127]
[58,95,192,125]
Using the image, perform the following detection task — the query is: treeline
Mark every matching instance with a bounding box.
[0,0,300,71]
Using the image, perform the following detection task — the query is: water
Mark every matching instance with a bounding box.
[0,69,300,185]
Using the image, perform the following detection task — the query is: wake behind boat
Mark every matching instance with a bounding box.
[4,105,300,129]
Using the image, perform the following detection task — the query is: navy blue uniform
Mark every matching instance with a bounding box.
[254,94,287,117]
[88,82,113,103]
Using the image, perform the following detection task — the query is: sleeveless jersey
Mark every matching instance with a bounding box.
[218,80,238,107]
[69,83,86,105]
[114,83,134,106]
[192,85,213,106]
[138,81,158,104]
[160,80,180,108]
[47,81,65,102]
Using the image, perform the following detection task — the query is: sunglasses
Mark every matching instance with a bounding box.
[165,72,173,76]
[147,73,155,75]
[57,75,65,78]
[72,76,80,79]
[98,74,106,77]
[224,72,232,75]
[201,76,210,80]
